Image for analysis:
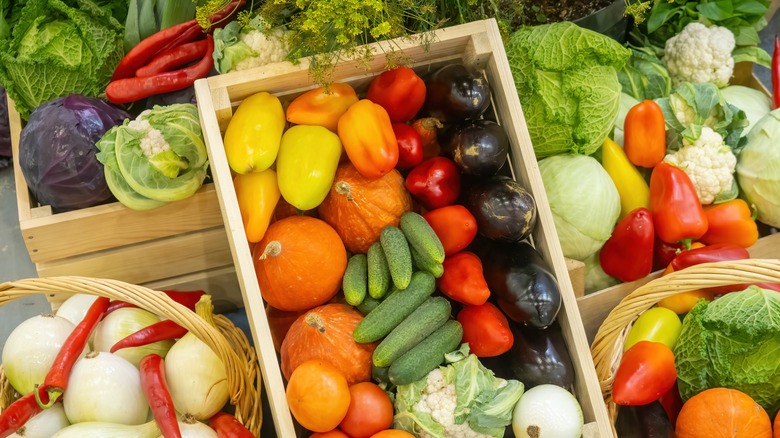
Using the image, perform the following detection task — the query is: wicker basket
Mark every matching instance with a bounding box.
[590,258,780,435]
[0,276,263,435]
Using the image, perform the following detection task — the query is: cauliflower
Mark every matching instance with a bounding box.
[213,17,292,74]
[663,22,735,88]
[127,110,170,158]
[234,26,291,71]
[665,127,737,205]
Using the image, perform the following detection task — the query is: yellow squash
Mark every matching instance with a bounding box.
[601,137,650,219]
[223,91,286,174]
[234,169,281,243]
[276,125,342,210]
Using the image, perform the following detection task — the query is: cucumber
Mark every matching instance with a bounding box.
[388,320,463,386]
[357,294,382,315]
[410,245,444,278]
[353,271,436,343]
[372,364,389,384]
[367,242,391,299]
[380,226,413,290]
[343,254,368,306]
[372,296,451,367]
[400,212,445,264]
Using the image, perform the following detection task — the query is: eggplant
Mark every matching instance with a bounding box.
[507,322,574,391]
[461,176,537,242]
[423,64,491,123]
[444,120,509,177]
[471,236,561,328]
[615,401,674,438]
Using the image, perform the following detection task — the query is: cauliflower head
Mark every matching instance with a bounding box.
[663,22,735,88]
[234,26,291,71]
[665,127,737,205]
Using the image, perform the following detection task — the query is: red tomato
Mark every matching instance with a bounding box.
[423,205,478,256]
[392,123,423,169]
[366,67,426,122]
[339,382,394,438]
[457,303,514,357]
[612,341,677,406]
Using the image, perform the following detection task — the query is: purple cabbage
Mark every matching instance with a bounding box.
[0,86,10,158]
[19,95,130,212]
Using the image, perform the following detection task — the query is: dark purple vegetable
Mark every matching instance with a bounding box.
[615,401,674,438]
[423,64,490,123]
[508,322,574,391]
[461,175,537,242]
[443,120,508,177]
[19,95,130,212]
[0,86,10,158]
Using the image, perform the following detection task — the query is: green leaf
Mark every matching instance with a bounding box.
[734,26,760,45]
[734,0,768,16]
[647,1,684,33]
[733,46,772,68]
[697,0,734,21]
[713,179,739,204]
[123,0,140,52]
[138,0,158,41]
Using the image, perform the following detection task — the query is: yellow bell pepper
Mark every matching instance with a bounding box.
[223,91,286,174]
[234,169,281,243]
[601,137,650,219]
[276,125,342,210]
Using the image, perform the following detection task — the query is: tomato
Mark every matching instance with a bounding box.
[370,431,415,438]
[392,122,424,169]
[457,302,514,357]
[423,205,478,256]
[339,382,394,438]
[311,430,350,438]
[623,307,682,351]
[612,341,677,406]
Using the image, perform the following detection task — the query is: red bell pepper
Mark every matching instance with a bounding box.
[140,354,181,438]
[649,162,708,245]
[437,251,490,306]
[773,35,780,110]
[366,66,426,122]
[700,199,759,248]
[405,156,461,210]
[338,99,399,179]
[392,122,424,169]
[285,83,359,132]
[457,302,513,357]
[423,205,478,256]
[612,341,677,406]
[599,208,655,282]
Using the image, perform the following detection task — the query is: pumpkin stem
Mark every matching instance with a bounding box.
[259,241,282,260]
[334,181,354,202]
[305,313,326,334]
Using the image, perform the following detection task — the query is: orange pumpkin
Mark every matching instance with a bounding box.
[286,359,351,433]
[370,431,415,438]
[676,388,772,438]
[774,410,779,437]
[311,430,350,438]
[265,304,306,352]
[281,304,376,384]
[318,163,413,253]
[253,216,347,311]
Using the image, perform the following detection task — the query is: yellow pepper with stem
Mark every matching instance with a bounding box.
[234,169,281,243]
[223,92,286,174]
[601,137,650,219]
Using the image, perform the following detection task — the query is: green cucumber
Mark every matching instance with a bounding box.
[372,364,389,384]
[410,245,444,278]
[343,254,368,306]
[372,296,451,367]
[367,242,391,299]
[352,271,435,343]
[388,320,463,386]
[400,212,445,264]
[380,226,413,290]
[357,294,382,315]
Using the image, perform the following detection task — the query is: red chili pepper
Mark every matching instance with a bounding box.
[112,20,201,80]
[140,354,182,438]
[35,297,110,408]
[773,35,780,109]
[107,289,206,314]
[136,39,210,78]
[649,162,708,245]
[107,35,215,104]
[599,208,655,282]
[366,66,427,122]
[405,156,461,210]
[0,391,46,438]
[209,412,255,438]
[110,319,188,353]
[392,122,424,169]
[437,251,490,306]
[457,302,513,357]
[670,243,750,272]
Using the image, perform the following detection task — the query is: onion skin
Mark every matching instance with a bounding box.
[94,308,174,368]
[50,420,159,438]
[8,402,69,438]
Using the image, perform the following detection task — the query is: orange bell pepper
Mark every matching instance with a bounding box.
[624,100,666,168]
[286,83,359,132]
[337,99,399,179]
[700,199,759,248]
[234,169,281,243]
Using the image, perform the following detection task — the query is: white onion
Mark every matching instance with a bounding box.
[51,420,159,438]
[63,352,149,425]
[176,415,218,438]
[93,307,174,367]
[512,384,583,438]
[55,294,100,326]
[1,314,86,395]
[8,402,69,438]
[164,333,229,420]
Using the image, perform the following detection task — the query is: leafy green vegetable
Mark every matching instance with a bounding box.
[674,286,780,417]
[719,85,771,136]
[583,252,621,294]
[505,22,631,158]
[124,0,196,52]
[736,108,780,228]
[0,0,124,120]
[618,46,672,101]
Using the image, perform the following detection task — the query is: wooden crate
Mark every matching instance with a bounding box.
[7,95,233,286]
[195,19,613,437]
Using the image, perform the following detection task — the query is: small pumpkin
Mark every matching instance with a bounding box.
[265,304,306,352]
[281,304,376,384]
[318,162,413,254]
[253,216,347,311]
[675,388,772,438]
[774,410,779,437]
[286,359,351,433]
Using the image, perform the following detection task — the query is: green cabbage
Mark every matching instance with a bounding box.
[736,108,780,227]
[505,22,631,159]
[720,85,772,136]
[0,0,124,120]
[674,286,780,417]
[539,154,620,261]
[618,46,672,101]
[583,252,621,294]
